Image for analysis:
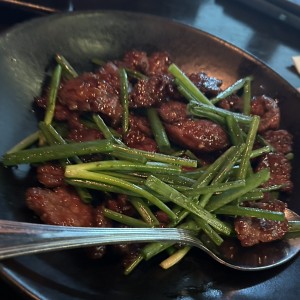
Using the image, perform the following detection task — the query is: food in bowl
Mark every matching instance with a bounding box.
[2,50,294,273]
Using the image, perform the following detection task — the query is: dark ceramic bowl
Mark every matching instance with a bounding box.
[0,11,300,300]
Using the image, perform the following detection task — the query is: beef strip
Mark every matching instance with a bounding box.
[58,72,122,126]
[26,186,93,227]
[67,127,103,143]
[251,95,280,133]
[234,199,288,247]
[157,100,188,123]
[122,50,171,76]
[261,129,293,154]
[36,163,65,188]
[255,152,293,193]
[164,119,229,152]
[189,72,223,97]
[129,74,173,108]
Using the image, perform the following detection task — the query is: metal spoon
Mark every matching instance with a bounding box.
[0,208,300,271]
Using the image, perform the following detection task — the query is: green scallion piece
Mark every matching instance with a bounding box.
[44,64,62,125]
[206,168,270,212]
[103,208,152,227]
[64,168,176,220]
[215,205,285,221]
[119,68,130,134]
[2,139,114,165]
[147,108,172,154]
[168,63,213,106]
[145,175,231,235]
[55,54,78,78]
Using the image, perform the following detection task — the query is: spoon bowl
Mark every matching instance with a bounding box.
[1,208,299,271]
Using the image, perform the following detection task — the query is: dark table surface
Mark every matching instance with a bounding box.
[0,0,299,299]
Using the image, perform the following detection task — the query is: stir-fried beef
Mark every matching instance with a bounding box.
[26,186,93,227]
[164,119,229,152]
[106,194,136,217]
[147,51,171,75]
[122,50,171,76]
[189,72,223,97]
[261,129,293,154]
[36,163,65,188]
[217,94,243,112]
[234,199,288,247]
[251,95,280,133]
[67,127,103,143]
[23,49,294,268]
[123,129,158,152]
[129,74,173,108]
[58,72,122,125]
[122,50,149,74]
[128,114,153,137]
[157,100,188,123]
[96,62,120,94]
[255,152,293,193]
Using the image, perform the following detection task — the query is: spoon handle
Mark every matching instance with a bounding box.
[0,220,187,260]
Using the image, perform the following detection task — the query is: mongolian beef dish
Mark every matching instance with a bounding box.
[2,50,294,273]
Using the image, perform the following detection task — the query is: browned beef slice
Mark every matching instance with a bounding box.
[122,50,171,76]
[123,129,158,152]
[96,62,120,94]
[36,163,65,188]
[255,152,293,193]
[157,100,188,123]
[188,72,222,97]
[234,200,288,247]
[129,114,153,137]
[251,95,280,133]
[261,130,293,154]
[106,194,136,217]
[58,72,122,125]
[164,119,229,152]
[122,50,149,74]
[26,186,93,227]
[67,127,103,142]
[217,94,243,112]
[147,51,171,75]
[129,74,173,108]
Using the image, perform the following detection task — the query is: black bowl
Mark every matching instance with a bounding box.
[1,11,300,300]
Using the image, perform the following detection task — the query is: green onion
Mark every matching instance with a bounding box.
[6,131,40,154]
[145,175,231,235]
[184,180,245,197]
[92,114,124,145]
[160,246,191,269]
[168,63,213,106]
[236,115,260,180]
[129,197,159,226]
[66,178,139,196]
[211,76,253,104]
[65,168,176,220]
[206,168,270,212]
[119,68,130,134]
[111,144,197,168]
[188,101,253,125]
[215,205,285,221]
[226,115,244,146]
[147,108,172,154]
[242,77,252,115]
[103,208,152,227]
[2,139,114,165]
[44,64,62,125]
[55,54,78,78]
[65,160,182,175]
